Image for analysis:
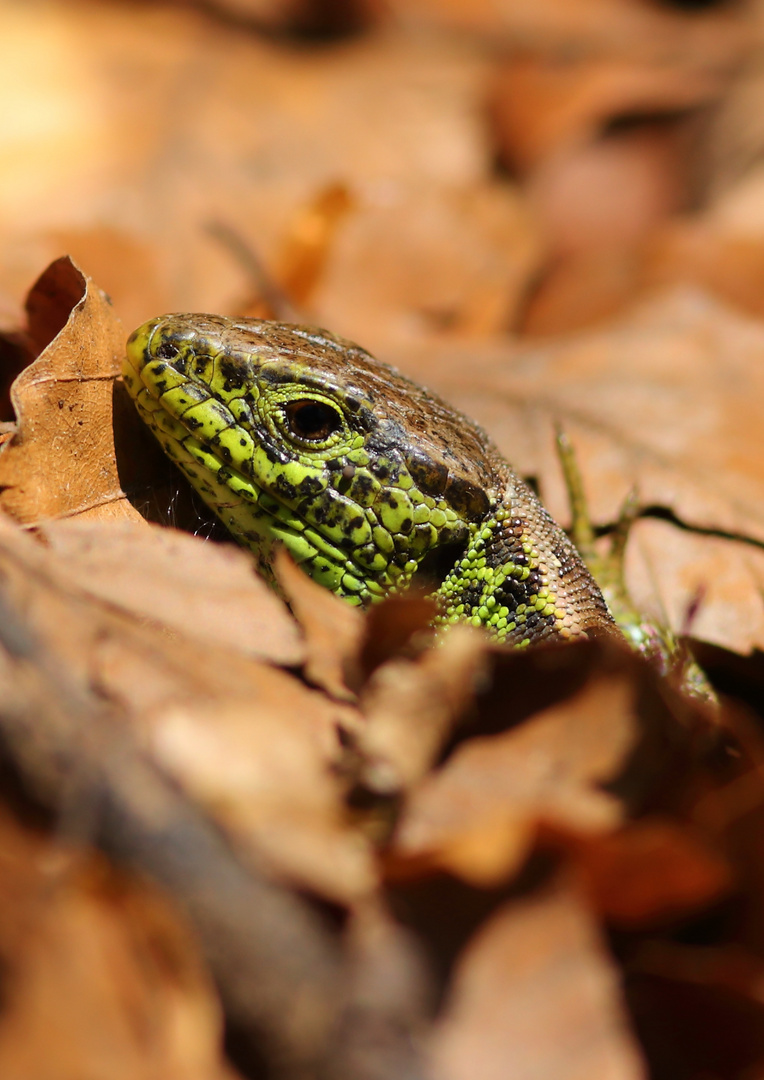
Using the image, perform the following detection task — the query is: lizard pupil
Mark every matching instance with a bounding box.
[284,400,341,441]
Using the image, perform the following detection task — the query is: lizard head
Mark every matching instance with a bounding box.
[124,314,498,604]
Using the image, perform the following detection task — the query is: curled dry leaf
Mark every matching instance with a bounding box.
[0,254,208,539]
[0,256,139,526]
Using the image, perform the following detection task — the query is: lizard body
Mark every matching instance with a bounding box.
[123,314,616,647]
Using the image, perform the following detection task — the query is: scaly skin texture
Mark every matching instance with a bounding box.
[123,315,616,647]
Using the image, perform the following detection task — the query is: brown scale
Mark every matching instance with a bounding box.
[496,475,615,642]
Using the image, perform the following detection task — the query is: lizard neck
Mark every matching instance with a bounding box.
[434,475,615,646]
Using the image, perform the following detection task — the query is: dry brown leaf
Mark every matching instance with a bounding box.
[519,247,644,337]
[489,54,724,177]
[0,806,233,1080]
[42,518,304,668]
[647,217,764,323]
[429,874,646,1080]
[355,593,438,681]
[0,2,511,349]
[0,256,138,526]
[357,624,487,795]
[313,182,542,349]
[190,0,360,35]
[387,0,748,64]
[273,546,363,701]
[526,123,690,257]
[0,512,373,905]
[147,689,376,903]
[0,254,229,541]
[623,518,764,660]
[615,731,764,1071]
[570,817,732,927]
[389,660,637,886]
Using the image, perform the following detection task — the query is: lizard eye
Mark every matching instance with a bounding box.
[283,399,342,442]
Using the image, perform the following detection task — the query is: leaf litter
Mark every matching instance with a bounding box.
[2,2,764,1079]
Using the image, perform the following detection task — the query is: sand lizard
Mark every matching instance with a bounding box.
[123,314,620,649]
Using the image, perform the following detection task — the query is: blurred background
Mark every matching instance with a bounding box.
[2,0,763,349]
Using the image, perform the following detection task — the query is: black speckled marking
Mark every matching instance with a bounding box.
[219,355,249,390]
